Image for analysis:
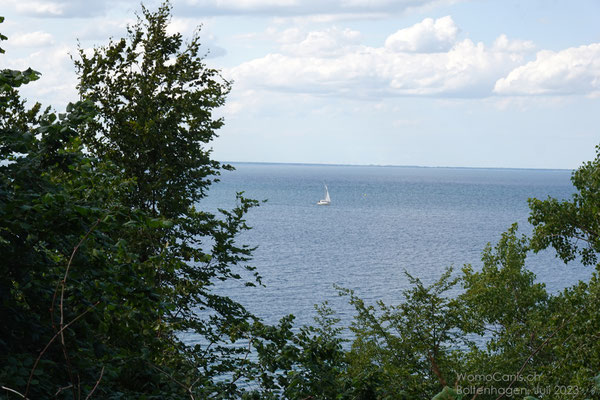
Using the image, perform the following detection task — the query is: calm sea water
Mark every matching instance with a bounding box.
[198,163,592,328]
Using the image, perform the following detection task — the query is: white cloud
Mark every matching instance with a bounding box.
[6,45,78,109]
[6,0,109,17]
[9,31,55,47]
[14,1,64,17]
[492,34,535,53]
[166,18,227,58]
[385,15,458,53]
[494,43,600,96]
[167,17,201,37]
[228,19,535,98]
[213,0,298,8]
[280,27,362,57]
[275,27,305,44]
[179,0,459,17]
[78,18,133,41]
[272,12,390,24]
[181,0,297,14]
[4,0,458,20]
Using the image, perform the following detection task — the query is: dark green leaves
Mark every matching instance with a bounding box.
[0,68,41,88]
[0,5,260,398]
[529,144,600,266]
[75,1,230,219]
[0,16,6,54]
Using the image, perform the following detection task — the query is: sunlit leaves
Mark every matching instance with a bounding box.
[529,144,600,266]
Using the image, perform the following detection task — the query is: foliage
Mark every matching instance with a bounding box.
[75,2,231,219]
[529,145,600,266]
[73,1,267,396]
[335,269,465,399]
[0,6,262,399]
[2,4,600,399]
[244,149,600,399]
[242,303,349,400]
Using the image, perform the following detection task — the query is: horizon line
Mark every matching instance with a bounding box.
[219,160,574,172]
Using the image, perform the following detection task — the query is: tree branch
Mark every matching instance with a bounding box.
[84,366,105,400]
[2,386,28,399]
[25,301,100,398]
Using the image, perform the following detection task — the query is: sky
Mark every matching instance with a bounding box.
[2,0,600,169]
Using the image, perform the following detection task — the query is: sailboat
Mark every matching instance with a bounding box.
[317,184,331,205]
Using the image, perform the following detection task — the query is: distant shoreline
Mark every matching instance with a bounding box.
[220,160,573,172]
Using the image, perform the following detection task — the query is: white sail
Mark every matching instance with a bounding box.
[317,184,331,205]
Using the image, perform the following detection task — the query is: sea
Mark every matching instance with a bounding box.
[197,162,593,329]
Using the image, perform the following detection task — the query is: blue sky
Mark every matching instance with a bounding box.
[2,0,599,168]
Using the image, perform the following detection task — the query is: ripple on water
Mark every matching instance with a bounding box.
[199,164,592,330]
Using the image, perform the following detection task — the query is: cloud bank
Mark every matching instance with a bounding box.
[4,0,460,18]
[229,17,542,98]
[9,31,55,47]
[180,0,459,17]
[227,15,600,99]
[6,0,110,18]
[494,43,600,96]
[384,15,458,53]
[5,1,598,101]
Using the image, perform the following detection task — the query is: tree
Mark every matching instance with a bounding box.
[458,226,551,398]
[1,6,262,398]
[529,145,600,267]
[75,1,230,218]
[249,303,349,400]
[1,19,138,397]
[326,270,466,399]
[74,1,264,397]
[4,3,600,397]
